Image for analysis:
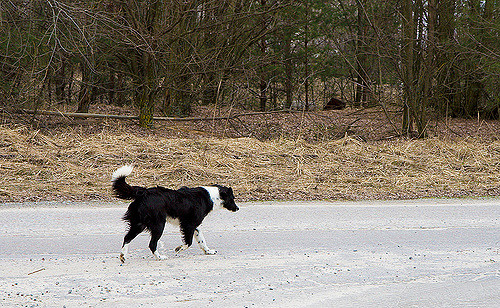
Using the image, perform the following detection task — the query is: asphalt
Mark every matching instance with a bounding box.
[0,198,499,307]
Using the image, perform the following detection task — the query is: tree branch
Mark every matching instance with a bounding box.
[15,108,295,122]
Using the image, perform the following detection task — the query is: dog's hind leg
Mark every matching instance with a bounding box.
[194,228,217,255]
[149,222,167,260]
[120,224,145,263]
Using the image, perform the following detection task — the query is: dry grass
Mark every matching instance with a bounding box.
[1,121,500,203]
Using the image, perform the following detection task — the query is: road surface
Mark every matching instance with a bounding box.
[0,199,499,307]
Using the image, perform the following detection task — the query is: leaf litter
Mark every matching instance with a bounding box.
[1,109,500,202]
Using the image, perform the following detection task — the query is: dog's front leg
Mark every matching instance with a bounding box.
[175,225,194,254]
[194,228,217,255]
[120,243,129,263]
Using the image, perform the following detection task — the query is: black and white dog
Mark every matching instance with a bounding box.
[111,165,239,263]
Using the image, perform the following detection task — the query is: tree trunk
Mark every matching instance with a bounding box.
[53,55,67,104]
[284,26,293,109]
[354,0,369,106]
[163,74,192,118]
[259,71,267,112]
[134,51,157,127]
[424,0,437,104]
[401,0,414,135]
[258,0,268,112]
[435,0,457,116]
[304,19,309,111]
[202,72,218,106]
[77,62,92,113]
[136,86,155,127]
[400,0,428,137]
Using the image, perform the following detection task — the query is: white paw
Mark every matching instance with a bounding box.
[204,249,217,255]
[154,251,167,260]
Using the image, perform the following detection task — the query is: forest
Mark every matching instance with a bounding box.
[0,0,499,137]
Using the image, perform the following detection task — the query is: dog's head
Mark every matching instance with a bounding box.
[217,185,239,212]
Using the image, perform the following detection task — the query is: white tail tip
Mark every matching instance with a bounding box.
[112,165,133,181]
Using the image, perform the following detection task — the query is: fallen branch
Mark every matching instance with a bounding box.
[16,108,295,122]
[27,268,45,275]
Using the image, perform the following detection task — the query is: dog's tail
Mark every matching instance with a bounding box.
[111,165,145,200]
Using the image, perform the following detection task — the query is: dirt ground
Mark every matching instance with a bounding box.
[0,199,498,307]
[1,105,500,202]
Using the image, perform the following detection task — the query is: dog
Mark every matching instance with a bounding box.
[111,165,239,263]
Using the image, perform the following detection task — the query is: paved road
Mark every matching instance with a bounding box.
[0,199,499,307]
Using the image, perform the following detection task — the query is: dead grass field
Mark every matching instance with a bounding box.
[1,106,500,202]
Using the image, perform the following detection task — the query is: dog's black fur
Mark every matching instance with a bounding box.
[111,166,238,263]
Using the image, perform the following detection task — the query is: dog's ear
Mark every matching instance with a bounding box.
[219,186,228,197]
